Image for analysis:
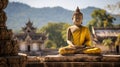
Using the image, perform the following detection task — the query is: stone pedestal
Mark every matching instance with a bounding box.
[26,54,120,67]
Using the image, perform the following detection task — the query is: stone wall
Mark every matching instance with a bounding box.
[0,0,27,67]
[0,0,18,56]
[0,56,27,67]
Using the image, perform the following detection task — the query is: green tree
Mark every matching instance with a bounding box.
[44,40,57,49]
[87,9,116,28]
[102,38,113,52]
[37,22,70,48]
[61,23,71,41]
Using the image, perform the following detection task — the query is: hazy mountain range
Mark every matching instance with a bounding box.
[5,2,120,31]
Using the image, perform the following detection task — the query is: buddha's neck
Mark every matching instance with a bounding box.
[75,25,82,28]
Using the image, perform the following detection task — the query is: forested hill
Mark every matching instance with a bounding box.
[5,2,120,31]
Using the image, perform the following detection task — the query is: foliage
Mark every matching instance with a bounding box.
[61,23,71,41]
[37,22,71,48]
[44,40,57,49]
[102,38,113,52]
[102,38,113,46]
[87,9,116,29]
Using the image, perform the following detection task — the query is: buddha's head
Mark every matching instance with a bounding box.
[72,7,83,26]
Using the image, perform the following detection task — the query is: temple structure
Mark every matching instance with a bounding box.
[13,20,47,52]
[92,27,120,42]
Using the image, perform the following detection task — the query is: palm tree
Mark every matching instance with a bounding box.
[102,38,113,53]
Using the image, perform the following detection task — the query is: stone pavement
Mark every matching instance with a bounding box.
[26,54,120,67]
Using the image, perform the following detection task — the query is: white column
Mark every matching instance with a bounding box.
[31,43,39,51]
[19,42,27,51]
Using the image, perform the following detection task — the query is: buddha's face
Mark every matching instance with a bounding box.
[72,14,83,26]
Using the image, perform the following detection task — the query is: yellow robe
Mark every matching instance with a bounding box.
[59,26,101,55]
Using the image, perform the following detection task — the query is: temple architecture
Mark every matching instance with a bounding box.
[92,27,120,42]
[13,20,47,52]
[14,20,47,52]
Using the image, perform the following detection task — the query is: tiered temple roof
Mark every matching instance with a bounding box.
[92,27,120,42]
[14,19,47,43]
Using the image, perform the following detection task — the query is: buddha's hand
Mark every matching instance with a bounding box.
[69,45,76,49]
[74,45,86,49]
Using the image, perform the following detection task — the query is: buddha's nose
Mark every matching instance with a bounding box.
[76,18,79,21]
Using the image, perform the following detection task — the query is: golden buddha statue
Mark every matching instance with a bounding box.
[59,7,101,55]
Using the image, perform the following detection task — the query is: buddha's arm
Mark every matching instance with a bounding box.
[84,28,92,47]
[66,28,74,47]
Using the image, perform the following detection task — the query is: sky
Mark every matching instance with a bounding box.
[9,0,120,10]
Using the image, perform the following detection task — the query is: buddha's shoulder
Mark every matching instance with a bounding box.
[68,25,75,29]
[68,25,77,30]
[81,26,89,29]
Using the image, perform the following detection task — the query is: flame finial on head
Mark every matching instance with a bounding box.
[76,7,80,13]
[72,7,83,20]
[73,6,83,16]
